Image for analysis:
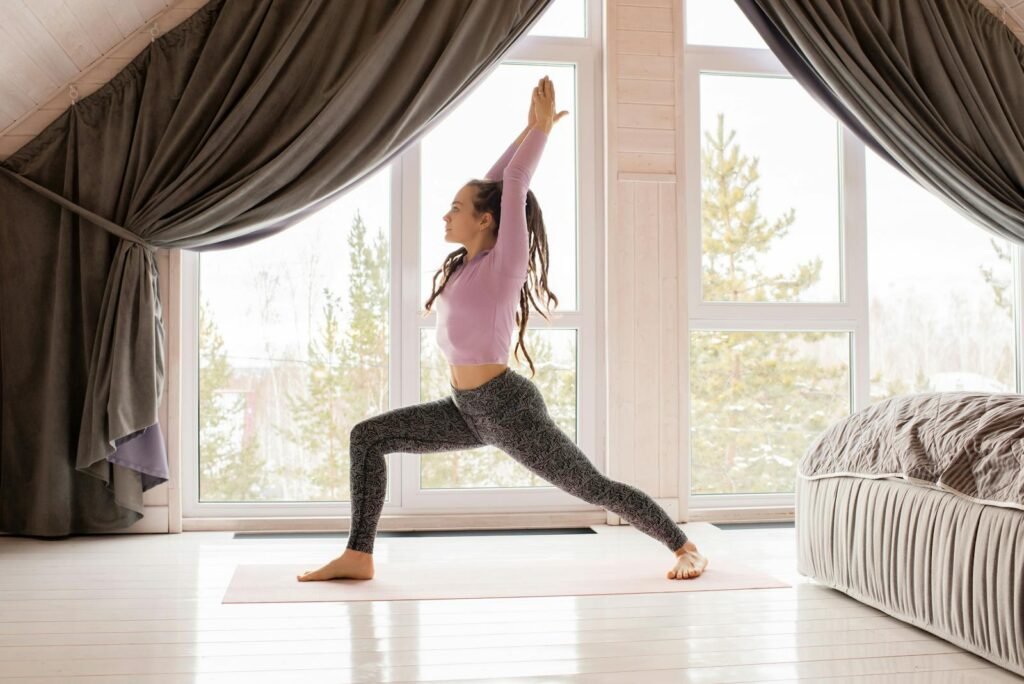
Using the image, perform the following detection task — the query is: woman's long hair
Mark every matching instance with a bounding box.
[423,179,558,377]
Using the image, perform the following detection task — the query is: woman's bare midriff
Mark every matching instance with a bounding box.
[449,363,509,390]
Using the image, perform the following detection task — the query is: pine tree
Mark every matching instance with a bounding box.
[198,301,265,500]
[282,289,349,499]
[980,237,1013,318]
[691,114,848,495]
[701,114,823,302]
[340,210,390,421]
[282,210,391,500]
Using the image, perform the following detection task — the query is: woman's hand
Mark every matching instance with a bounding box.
[532,75,569,133]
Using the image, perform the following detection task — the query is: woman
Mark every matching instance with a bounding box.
[299,77,708,582]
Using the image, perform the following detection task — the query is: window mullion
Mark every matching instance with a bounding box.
[840,128,870,412]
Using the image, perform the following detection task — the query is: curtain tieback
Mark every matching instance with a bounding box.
[0,166,156,252]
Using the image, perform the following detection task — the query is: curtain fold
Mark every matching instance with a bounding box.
[0,0,554,535]
[734,0,1024,245]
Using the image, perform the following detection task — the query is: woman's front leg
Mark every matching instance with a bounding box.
[298,397,483,581]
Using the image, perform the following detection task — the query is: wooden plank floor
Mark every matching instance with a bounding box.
[0,521,1020,683]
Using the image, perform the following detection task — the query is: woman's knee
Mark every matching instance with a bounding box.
[349,419,380,450]
[350,421,366,444]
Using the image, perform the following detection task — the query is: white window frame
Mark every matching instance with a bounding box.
[681,23,1024,511]
[177,1,604,519]
[682,42,866,511]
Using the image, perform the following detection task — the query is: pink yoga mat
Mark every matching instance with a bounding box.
[223,556,788,603]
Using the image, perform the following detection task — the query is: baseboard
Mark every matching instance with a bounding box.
[170,502,793,533]
[687,506,794,524]
[183,510,608,532]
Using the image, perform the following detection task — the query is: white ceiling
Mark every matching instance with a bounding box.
[0,0,207,160]
[0,0,1022,161]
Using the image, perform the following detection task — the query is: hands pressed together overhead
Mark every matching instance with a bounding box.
[528,75,569,133]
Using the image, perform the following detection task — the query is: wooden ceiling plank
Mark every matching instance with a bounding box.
[11,110,64,138]
[109,32,159,61]
[0,26,61,104]
[25,0,104,71]
[159,7,204,27]
[134,0,171,22]
[38,92,72,113]
[101,0,148,38]
[0,0,80,84]
[1008,5,1024,28]
[66,0,126,51]
[0,110,19,133]
[0,77,34,124]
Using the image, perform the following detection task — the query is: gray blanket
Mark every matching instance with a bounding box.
[799,392,1024,511]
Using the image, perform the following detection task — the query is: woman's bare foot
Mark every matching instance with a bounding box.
[296,549,375,581]
[668,540,708,580]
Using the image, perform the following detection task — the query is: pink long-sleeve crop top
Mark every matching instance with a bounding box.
[435,127,548,365]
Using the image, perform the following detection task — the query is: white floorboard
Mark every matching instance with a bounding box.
[0,522,1019,682]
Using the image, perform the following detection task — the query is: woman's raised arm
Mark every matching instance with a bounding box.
[490,126,548,277]
[483,125,532,181]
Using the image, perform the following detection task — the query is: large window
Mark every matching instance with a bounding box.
[866,151,1017,400]
[698,73,841,304]
[683,1,1020,505]
[685,0,767,50]
[183,0,601,517]
[196,172,390,503]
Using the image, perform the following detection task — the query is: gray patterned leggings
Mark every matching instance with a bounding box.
[345,367,688,555]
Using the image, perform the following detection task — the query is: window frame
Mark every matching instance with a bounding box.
[177,1,604,519]
[682,23,1023,510]
[682,41,867,510]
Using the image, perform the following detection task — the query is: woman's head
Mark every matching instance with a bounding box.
[425,179,559,376]
[442,182,495,248]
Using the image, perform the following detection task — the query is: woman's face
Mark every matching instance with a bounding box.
[443,185,492,245]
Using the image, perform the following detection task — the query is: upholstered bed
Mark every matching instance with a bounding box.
[795,393,1024,677]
